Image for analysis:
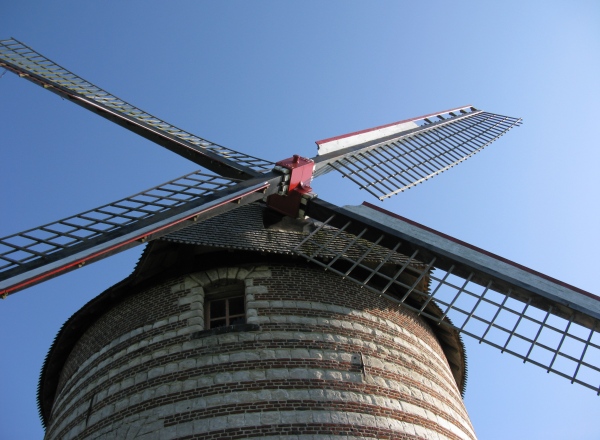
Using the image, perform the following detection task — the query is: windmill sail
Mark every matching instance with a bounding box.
[297,199,600,393]
[0,38,271,179]
[0,171,281,297]
[314,107,522,200]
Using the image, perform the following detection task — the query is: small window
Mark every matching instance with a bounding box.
[205,282,245,329]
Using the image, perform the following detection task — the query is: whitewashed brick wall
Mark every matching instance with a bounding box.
[44,264,475,440]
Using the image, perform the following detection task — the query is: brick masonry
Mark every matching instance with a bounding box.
[43,264,476,440]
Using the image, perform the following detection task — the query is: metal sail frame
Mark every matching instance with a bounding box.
[0,38,271,179]
[2,38,598,395]
[0,171,281,296]
[313,107,522,200]
[298,199,600,394]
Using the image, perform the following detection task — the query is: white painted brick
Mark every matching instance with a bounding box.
[227,267,239,279]
[129,418,163,440]
[174,400,192,414]
[178,310,199,320]
[198,376,215,388]
[167,345,182,356]
[316,317,331,326]
[345,411,362,426]
[291,389,311,400]
[204,269,219,283]
[114,397,130,412]
[134,371,148,385]
[176,327,195,336]
[181,340,201,351]
[189,272,211,287]
[150,334,165,345]
[128,392,143,407]
[147,367,164,380]
[324,370,343,381]
[290,348,310,359]
[152,349,168,359]
[154,384,170,397]
[269,314,287,323]
[281,300,297,308]
[107,383,121,396]
[293,316,319,326]
[228,351,251,362]
[183,277,199,290]
[170,282,185,293]
[299,410,316,424]
[126,343,140,354]
[121,377,135,390]
[96,390,108,402]
[152,319,169,329]
[247,300,269,308]
[190,285,204,295]
[231,370,251,382]
[289,368,310,379]
[86,412,102,429]
[236,331,258,343]
[227,414,246,428]
[208,415,228,431]
[235,267,251,280]
[186,316,203,326]
[101,403,115,418]
[244,411,261,426]
[308,349,324,360]
[47,265,474,440]
[413,424,436,440]
[320,333,335,345]
[162,362,178,375]
[267,299,282,308]
[273,348,291,359]
[217,267,228,280]
[261,411,281,425]
[179,379,197,392]
[329,319,342,328]
[312,411,333,424]
[266,368,289,380]
[192,418,209,433]
[189,300,203,311]
[216,332,239,344]
[247,315,268,324]
[159,426,178,440]
[186,324,203,333]
[157,403,176,418]
[340,320,354,330]
[214,372,233,384]
[270,388,290,400]
[257,349,276,360]
[178,358,196,370]
[215,353,230,364]
[177,295,196,306]
[175,422,193,438]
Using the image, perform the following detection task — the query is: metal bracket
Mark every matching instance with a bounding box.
[267,155,316,218]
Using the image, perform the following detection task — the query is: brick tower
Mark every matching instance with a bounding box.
[39,203,475,440]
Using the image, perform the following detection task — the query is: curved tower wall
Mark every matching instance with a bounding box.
[43,264,476,440]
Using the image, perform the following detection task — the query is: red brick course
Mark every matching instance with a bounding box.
[43,264,474,440]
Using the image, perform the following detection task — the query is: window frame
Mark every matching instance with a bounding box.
[204,282,246,330]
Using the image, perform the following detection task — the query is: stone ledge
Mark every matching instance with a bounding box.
[190,324,261,340]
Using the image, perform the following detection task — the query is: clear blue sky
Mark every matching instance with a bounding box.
[1,2,599,439]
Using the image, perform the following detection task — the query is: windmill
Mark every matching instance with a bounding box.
[1,38,598,439]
